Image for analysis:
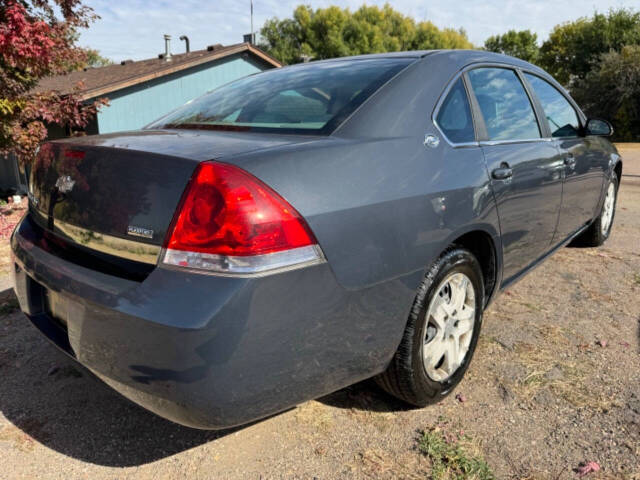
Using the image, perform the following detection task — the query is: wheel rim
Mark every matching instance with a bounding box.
[601,181,616,235]
[422,272,476,382]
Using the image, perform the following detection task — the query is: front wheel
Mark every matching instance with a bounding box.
[375,247,484,406]
[574,173,619,247]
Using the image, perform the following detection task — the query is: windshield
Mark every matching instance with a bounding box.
[147,58,414,135]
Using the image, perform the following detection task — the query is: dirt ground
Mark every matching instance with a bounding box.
[1,146,639,479]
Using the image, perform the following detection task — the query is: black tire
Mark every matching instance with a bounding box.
[375,247,484,406]
[573,173,619,247]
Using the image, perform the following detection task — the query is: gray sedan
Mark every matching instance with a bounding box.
[12,50,621,429]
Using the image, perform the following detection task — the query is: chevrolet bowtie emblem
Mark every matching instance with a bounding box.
[55,175,75,193]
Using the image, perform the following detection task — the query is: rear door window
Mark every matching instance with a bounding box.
[524,73,580,138]
[436,78,475,143]
[467,68,541,141]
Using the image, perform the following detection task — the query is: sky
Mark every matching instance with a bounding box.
[78,0,640,61]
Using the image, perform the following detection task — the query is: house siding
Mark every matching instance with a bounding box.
[96,54,264,134]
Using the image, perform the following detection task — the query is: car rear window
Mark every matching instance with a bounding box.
[148,58,414,135]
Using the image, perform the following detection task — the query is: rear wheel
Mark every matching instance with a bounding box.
[573,173,618,247]
[375,247,484,406]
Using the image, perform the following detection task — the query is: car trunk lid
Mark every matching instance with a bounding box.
[29,142,197,256]
[26,129,320,273]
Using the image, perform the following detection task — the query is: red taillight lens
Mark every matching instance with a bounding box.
[64,150,86,159]
[164,161,317,257]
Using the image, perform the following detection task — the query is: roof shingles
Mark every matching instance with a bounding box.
[35,43,281,100]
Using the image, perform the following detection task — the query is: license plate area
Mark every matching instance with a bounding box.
[43,290,69,330]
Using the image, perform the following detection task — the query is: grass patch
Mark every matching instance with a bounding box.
[417,428,495,480]
[510,342,615,411]
[295,401,334,431]
[633,273,640,285]
[523,372,545,387]
[520,301,544,312]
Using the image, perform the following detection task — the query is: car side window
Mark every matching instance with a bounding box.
[467,68,541,141]
[436,78,475,143]
[524,73,580,138]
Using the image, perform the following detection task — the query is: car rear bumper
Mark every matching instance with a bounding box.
[11,214,417,429]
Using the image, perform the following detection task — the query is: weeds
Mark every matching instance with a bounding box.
[417,428,495,480]
[295,401,334,431]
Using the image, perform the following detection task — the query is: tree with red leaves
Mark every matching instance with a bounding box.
[0,0,107,164]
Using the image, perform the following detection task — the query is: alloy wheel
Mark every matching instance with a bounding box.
[601,181,616,235]
[422,272,476,382]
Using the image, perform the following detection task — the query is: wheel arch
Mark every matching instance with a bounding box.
[613,159,623,183]
[447,227,502,308]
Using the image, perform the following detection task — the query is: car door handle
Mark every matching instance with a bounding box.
[564,154,576,167]
[492,164,513,180]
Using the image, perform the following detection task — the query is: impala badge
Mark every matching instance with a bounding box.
[55,175,75,193]
[127,225,154,239]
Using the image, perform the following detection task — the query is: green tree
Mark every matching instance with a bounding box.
[571,45,640,141]
[79,48,112,68]
[259,3,473,65]
[484,29,539,63]
[540,8,640,85]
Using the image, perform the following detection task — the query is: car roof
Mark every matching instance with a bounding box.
[320,50,436,61]
[280,50,435,68]
[294,49,545,75]
[428,49,545,71]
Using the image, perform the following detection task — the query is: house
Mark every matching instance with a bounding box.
[0,39,281,193]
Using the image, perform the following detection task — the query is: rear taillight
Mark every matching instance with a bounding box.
[161,161,324,275]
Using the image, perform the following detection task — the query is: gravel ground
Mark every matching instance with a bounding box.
[0,198,26,276]
[1,146,639,479]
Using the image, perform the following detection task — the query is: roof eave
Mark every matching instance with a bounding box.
[78,43,281,101]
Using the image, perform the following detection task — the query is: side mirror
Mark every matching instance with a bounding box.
[585,118,613,137]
